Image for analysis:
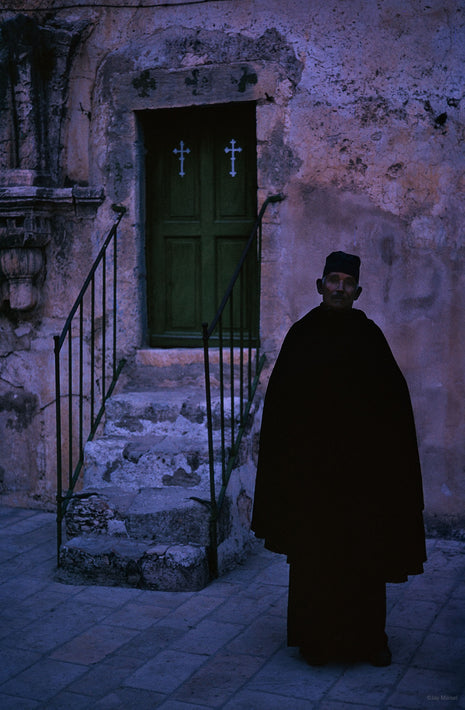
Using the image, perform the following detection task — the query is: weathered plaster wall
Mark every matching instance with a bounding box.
[0,0,464,535]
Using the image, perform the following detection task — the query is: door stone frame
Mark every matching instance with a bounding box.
[90,30,302,358]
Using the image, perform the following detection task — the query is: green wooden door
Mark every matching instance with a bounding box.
[142,102,257,347]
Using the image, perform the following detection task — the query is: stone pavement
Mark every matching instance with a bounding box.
[0,506,464,710]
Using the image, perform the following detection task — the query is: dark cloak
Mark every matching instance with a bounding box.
[251,304,426,583]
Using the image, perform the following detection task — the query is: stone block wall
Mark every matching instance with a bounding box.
[0,0,464,536]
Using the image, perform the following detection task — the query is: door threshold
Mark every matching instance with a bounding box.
[136,348,252,366]
[136,349,204,366]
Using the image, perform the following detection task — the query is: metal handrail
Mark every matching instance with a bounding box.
[54,208,126,564]
[202,193,284,578]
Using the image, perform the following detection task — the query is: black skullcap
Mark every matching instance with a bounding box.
[323,251,361,283]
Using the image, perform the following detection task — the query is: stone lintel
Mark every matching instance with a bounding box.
[113,61,279,111]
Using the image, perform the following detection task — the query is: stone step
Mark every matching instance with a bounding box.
[104,388,203,434]
[65,486,225,544]
[60,484,234,591]
[84,389,254,493]
[83,430,216,492]
[60,371,262,592]
[57,534,210,592]
[119,349,254,391]
[82,421,239,493]
[104,387,248,436]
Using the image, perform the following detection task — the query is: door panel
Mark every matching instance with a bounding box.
[216,236,249,330]
[166,237,201,331]
[142,102,257,347]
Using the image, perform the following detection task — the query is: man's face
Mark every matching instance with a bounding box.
[316,271,362,311]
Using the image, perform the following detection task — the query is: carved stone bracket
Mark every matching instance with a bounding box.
[0,173,104,311]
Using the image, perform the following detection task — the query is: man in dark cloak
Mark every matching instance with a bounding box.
[251,251,426,667]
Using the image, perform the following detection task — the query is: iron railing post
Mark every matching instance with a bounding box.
[203,321,219,579]
[54,209,126,565]
[54,335,62,567]
[112,225,118,379]
[202,193,284,577]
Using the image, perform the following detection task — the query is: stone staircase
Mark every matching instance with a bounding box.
[57,358,261,591]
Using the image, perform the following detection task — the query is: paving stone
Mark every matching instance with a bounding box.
[388,598,441,630]
[124,649,207,694]
[0,507,37,522]
[0,546,18,564]
[403,571,458,603]
[326,662,404,706]
[318,701,378,710]
[430,598,465,637]
[386,667,462,708]
[15,524,56,547]
[0,554,43,579]
[223,688,317,709]
[425,539,438,553]
[424,545,465,580]
[172,649,265,706]
[40,690,94,709]
[386,582,408,605]
[452,579,465,599]
[0,645,42,685]
[27,556,60,581]
[225,612,285,656]
[197,579,244,598]
[103,600,174,629]
[66,654,145,699]
[246,647,338,701]
[108,624,186,660]
[50,623,140,664]
[152,700,211,710]
[0,539,40,561]
[19,586,86,617]
[219,564,268,584]
[164,592,226,626]
[72,585,143,607]
[2,601,112,654]
[1,550,56,578]
[386,626,426,666]
[93,687,166,709]
[135,587,194,607]
[170,618,243,655]
[0,658,87,703]
[266,589,288,617]
[1,513,55,535]
[0,614,41,641]
[253,556,289,585]
[209,582,285,624]
[411,632,465,673]
[0,693,40,709]
[0,599,44,628]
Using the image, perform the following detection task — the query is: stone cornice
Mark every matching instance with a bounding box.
[0,185,105,208]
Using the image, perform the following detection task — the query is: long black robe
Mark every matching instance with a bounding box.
[252,304,426,584]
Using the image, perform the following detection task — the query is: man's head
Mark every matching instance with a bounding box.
[316,251,362,311]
